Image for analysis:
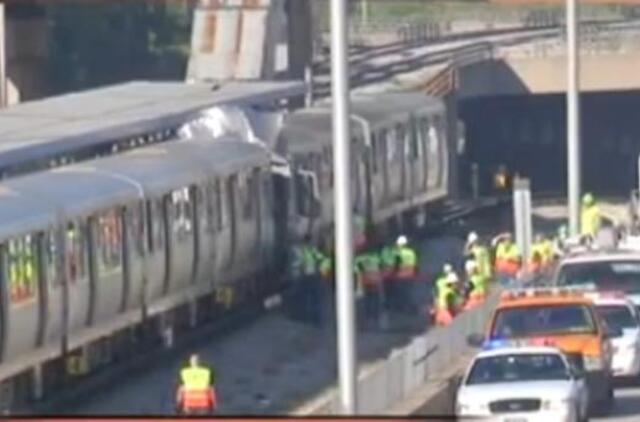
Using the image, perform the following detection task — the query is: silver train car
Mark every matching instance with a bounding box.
[0,91,454,409]
[277,92,451,243]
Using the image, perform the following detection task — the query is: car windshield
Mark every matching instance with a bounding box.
[491,304,597,338]
[466,353,570,385]
[597,305,638,330]
[557,261,640,293]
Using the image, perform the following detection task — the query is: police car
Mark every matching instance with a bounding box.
[586,291,640,378]
[456,344,589,422]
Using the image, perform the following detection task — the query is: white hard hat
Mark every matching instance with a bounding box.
[443,263,453,273]
[465,260,478,273]
[396,235,408,246]
[467,231,479,244]
[446,272,459,284]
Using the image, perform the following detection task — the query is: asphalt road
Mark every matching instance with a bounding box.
[594,386,640,421]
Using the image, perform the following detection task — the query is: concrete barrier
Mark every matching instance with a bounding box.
[293,290,500,415]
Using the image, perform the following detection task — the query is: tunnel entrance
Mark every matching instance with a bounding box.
[459,90,640,198]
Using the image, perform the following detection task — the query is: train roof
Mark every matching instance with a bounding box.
[0,169,139,239]
[0,80,304,174]
[87,136,270,196]
[0,135,270,239]
[278,92,443,153]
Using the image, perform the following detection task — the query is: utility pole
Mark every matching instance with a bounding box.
[329,0,357,415]
[566,0,581,236]
[0,3,6,108]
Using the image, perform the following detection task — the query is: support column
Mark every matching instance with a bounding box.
[513,178,532,269]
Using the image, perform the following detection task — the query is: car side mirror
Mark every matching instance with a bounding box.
[466,333,485,348]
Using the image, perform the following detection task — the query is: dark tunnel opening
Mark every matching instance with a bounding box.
[459,90,640,198]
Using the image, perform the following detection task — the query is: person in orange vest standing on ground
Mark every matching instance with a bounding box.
[492,232,521,286]
[176,354,217,415]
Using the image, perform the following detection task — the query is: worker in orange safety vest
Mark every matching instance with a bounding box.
[176,354,217,415]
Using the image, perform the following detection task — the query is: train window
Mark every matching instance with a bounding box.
[46,230,59,288]
[7,233,39,304]
[170,187,194,240]
[66,220,89,283]
[129,203,145,256]
[97,209,123,273]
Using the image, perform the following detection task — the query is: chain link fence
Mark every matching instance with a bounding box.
[312,0,636,48]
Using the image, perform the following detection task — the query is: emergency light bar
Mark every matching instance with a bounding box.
[483,337,557,350]
[583,290,627,301]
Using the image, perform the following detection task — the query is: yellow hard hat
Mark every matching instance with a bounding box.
[582,193,594,205]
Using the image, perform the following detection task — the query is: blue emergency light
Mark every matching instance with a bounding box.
[482,339,509,350]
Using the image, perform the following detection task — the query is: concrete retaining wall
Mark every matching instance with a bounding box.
[293,291,499,415]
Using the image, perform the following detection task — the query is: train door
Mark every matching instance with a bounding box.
[42,229,64,347]
[224,176,238,273]
[427,117,441,190]
[122,202,145,312]
[380,129,390,205]
[193,181,216,291]
[212,179,231,281]
[235,170,260,275]
[164,186,196,297]
[64,220,91,338]
[144,198,167,307]
[88,208,125,325]
[409,117,423,197]
[387,126,403,202]
[420,118,429,192]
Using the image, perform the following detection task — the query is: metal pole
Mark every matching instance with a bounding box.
[361,0,369,26]
[329,0,357,415]
[566,0,580,236]
[0,3,6,108]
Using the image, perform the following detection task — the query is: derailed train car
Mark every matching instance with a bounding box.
[277,92,451,244]
[0,91,456,409]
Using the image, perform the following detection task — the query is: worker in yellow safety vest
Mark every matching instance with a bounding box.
[435,272,459,326]
[393,235,419,314]
[493,232,521,286]
[463,259,486,310]
[465,231,492,282]
[176,354,216,415]
[580,193,601,239]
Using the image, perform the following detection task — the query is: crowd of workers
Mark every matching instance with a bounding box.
[173,190,603,415]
